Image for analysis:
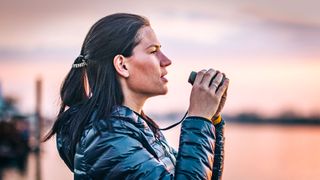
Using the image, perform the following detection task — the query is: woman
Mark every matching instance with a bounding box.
[44,13,229,180]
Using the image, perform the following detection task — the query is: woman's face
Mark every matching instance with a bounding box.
[125,26,172,97]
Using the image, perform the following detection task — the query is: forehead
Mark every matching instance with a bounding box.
[136,26,160,47]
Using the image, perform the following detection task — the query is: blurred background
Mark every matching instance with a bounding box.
[1,0,320,179]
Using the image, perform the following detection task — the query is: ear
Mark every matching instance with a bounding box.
[113,55,129,78]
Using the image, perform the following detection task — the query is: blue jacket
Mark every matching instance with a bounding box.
[56,105,225,179]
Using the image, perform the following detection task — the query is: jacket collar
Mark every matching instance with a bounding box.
[111,105,149,129]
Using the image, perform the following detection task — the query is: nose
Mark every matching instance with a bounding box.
[159,51,172,67]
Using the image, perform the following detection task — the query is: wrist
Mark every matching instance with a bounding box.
[186,115,212,123]
[187,112,211,121]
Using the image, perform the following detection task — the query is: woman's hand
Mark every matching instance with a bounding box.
[188,69,229,120]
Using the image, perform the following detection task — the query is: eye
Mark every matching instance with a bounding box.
[150,50,157,54]
[148,46,161,54]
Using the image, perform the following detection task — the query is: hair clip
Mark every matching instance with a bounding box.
[72,55,87,68]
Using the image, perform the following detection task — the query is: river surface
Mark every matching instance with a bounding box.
[2,122,320,180]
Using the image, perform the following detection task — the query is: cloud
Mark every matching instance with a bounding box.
[0,47,76,61]
[1,0,319,61]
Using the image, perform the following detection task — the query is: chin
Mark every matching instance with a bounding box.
[160,87,168,95]
[153,87,168,96]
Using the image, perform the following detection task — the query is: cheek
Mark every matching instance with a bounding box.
[131,57,159,77]
[127,58,161,91]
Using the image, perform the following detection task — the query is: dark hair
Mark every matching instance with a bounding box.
[43,13,159,152]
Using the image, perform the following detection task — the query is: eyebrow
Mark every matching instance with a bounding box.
[146,44,161,50]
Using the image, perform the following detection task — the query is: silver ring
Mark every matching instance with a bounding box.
[211,83,218,88]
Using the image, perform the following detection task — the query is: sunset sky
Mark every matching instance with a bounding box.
[1,0,320,118]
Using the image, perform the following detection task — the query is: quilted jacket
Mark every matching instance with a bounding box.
[56,105,225,179]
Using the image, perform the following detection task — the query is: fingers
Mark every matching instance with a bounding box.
[200,69,217,87]
[216,78,230,98]
[222,87,228,98]
[193,69,207,86]
[194,69,218,86]
[194,69,227,91]
[209,72,224,91]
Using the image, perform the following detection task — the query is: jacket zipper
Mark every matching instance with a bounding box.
[156,137,176,166]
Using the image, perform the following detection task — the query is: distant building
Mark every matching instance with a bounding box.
[0,81,21,121]
[0,81,4,117]
[0,81,30,171]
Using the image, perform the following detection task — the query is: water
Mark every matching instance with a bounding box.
[2,123,320,180]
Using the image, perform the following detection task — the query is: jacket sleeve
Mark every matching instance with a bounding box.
[212,119,225,180]
[175,116,216,179]
[77,116,217,180]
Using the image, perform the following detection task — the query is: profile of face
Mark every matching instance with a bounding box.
[114,26,172,99]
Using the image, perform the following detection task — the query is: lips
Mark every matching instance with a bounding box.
[161,76,168,82]
[160,70,168,78]
[160,72,168,82]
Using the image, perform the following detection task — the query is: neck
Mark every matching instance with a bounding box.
[122,92,147,114]
[119,77,149,114]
